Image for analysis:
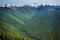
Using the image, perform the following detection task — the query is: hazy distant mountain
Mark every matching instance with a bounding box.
[0,5,60,40]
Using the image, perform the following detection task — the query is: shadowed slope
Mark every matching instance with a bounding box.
[0,5,60,40]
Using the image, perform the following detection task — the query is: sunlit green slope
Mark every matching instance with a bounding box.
[0,6,60,40]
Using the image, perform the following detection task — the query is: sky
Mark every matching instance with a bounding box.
[0,0,59,5]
